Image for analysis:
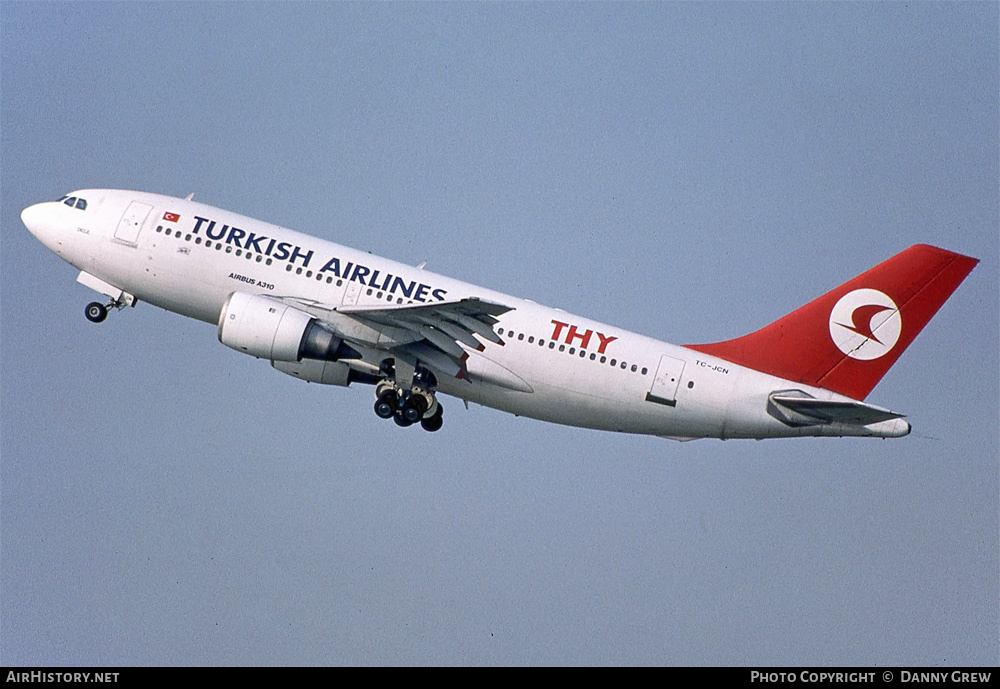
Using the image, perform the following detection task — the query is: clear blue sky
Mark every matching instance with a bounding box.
[2,1,996,665]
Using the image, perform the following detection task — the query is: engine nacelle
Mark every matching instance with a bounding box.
[218,292,344,362]
[272,359,352,386]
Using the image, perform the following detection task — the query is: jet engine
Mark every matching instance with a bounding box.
[218,291,351,362]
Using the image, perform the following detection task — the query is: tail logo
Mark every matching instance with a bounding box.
[829,289,902,361]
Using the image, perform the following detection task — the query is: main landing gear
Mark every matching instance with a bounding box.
[373,362,445,432]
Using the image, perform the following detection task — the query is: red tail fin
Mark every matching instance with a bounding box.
[685,245,979,400]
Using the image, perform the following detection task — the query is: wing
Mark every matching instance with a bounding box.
[339,297,513,378]
[282,296,514,380]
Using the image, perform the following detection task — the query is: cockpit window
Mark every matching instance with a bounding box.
[60,196,87,210]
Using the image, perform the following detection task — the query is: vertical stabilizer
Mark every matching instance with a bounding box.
[685,245,979,400]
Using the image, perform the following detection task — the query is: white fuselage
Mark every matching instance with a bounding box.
[22,189,910,440]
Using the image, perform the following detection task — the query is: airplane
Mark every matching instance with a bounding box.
[21,189,979,440]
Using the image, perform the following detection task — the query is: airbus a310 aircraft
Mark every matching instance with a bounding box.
[22,189,978,439]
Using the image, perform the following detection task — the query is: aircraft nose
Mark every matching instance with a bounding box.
[21,202,49,238]
[21,201,62,250]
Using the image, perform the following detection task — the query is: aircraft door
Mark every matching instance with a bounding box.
[342,280,362,305]
[114,201,153,244]
[646,354,685,407]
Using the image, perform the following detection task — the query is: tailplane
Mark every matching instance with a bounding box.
[685,244,979,400]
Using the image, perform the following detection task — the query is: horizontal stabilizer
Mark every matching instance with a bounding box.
[768,390,904,427]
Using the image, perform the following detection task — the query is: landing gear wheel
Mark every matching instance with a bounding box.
[401,395,428,424]
[374,391,397,419]
[85,302,108,323]
[420,407,444,433]
[393,414,414,428]
[420,417,443,432]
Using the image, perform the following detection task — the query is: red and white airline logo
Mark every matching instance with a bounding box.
[829,289,901,361]
[163,211,180,223]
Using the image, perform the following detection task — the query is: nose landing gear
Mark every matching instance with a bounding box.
[84,293,134,324]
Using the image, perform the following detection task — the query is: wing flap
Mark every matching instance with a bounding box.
[415,315,485,351]
[393,342,466,379]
